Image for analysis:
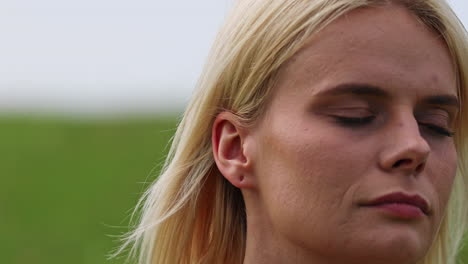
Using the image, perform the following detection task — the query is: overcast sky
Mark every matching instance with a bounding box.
[1,0,467,115]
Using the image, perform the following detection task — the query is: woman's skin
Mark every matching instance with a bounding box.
[213,3,458,264]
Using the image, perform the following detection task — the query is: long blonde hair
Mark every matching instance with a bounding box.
[119,0,468,263]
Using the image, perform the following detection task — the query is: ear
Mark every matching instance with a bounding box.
[212,112,254,189]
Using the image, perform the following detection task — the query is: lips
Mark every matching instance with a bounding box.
[363,192,430,215]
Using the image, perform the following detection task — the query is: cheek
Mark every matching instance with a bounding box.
[254,122,371,243]
[258,126,343,199]
[428,143,457,216]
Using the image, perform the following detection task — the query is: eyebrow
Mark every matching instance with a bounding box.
[423,95,460,109]
[317,83,460,109]
[316,83,390,98]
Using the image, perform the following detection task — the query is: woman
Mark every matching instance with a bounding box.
[120,0,468,263]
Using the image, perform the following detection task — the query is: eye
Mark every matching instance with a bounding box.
[419,122,454,137]
[416,110,454,138]
[333,116,376,127]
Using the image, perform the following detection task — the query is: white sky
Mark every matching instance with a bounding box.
[0,0,467,115]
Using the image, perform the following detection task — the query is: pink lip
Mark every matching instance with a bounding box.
[362,192,430,219]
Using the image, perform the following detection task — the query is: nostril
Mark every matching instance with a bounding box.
[392,159,412,168]
[391,158,426,173]
[415,163,425,173]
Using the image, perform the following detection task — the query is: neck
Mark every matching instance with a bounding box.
[242,222,329,264]
[241,197,331,264]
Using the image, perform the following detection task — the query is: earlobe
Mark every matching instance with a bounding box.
[212,112,254,189]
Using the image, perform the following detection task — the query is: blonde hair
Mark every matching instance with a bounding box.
[119,0,468,263]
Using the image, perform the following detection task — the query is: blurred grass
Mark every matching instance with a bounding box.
[0,115,467,264]
[0,115,178,264]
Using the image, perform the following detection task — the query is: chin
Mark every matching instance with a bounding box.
[346,228,429,264]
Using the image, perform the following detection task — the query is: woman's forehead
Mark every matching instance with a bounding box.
[274,4,457,99]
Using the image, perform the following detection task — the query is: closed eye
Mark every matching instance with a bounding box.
[333,117,455,137]
[419,122,454,137]
[333,116,376,127]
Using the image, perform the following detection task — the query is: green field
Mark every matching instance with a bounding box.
[1,115,177,264]
[1,115,467,264]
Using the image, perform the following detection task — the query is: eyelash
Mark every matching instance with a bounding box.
[419,123,454,137]
[333,116,454,137]
[334,116,375,127]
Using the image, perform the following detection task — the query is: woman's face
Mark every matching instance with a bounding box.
[246,5,458,264]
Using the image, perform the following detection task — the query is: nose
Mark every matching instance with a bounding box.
[379,118,431,175]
